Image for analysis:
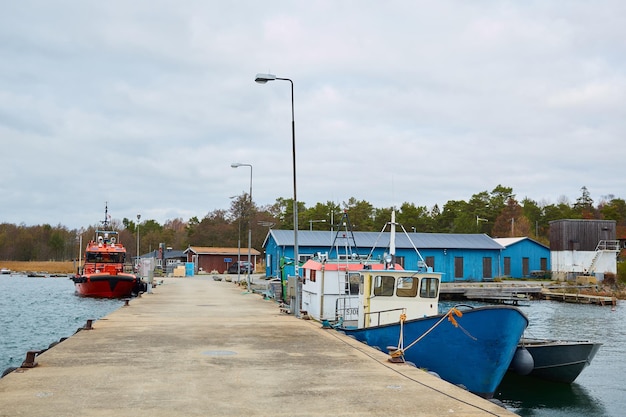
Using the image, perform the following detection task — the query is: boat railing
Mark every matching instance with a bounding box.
[335,296,360,322]
[364,307,406,327]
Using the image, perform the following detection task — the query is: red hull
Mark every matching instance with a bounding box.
[73,274,138,298]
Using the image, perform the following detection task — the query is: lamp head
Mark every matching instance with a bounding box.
[255,73,276,84]
[231,163,241,168]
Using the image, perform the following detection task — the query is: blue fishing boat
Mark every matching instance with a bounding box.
[300,210,528,399]
[341,302,528,398]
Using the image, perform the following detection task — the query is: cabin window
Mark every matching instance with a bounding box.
[419,278,439,298]
[346,273,360,295]
[396,277,418,297]
[86,252,124,263]
[309,269,316,283]
[373,275,395,297]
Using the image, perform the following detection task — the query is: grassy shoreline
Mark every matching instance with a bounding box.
[0,261,76,274]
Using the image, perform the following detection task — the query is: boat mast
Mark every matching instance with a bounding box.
[101,202,110,229]
[386,209,396,269]
[327,210,360,260]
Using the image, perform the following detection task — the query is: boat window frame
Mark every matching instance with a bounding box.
[373,275,395,297]
[346,272,360,295]
[419,277,439,298]
[396,276,418,297]
[86,252,125,264]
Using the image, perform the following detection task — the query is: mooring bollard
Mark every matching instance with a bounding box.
[21,350,41,368]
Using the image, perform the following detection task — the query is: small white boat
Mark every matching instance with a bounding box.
[0,268,11,275]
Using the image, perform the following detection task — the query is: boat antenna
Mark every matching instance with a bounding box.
[388,209,396,268]
[327,210,360,259]
[101,202,110,229]
[366,208,428,269]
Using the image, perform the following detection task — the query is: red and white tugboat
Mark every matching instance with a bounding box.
[72,205,146,298]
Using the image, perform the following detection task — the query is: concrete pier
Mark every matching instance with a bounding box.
[0,277,516,416]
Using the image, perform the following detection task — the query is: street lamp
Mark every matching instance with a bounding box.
[309,219,326,231]
[229,195,242,284]
[255,73,300,317]
[76,229,83,275]
[136,214,141,275]
[231,162,253,293]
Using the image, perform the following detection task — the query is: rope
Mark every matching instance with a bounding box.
[391,306,477,359]
[390,311,407,358]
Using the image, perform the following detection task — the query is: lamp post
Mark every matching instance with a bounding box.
[309,219,326,231]
[229,195,242,284]
[136,214,141,276]
[76,229,83,275]
[231,162,253,292]
[255,73,300,317]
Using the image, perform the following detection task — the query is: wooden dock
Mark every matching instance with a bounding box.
[540,290,617,306]
[464,292,531,306]
[440,282,618,307]
[440,282,543,305]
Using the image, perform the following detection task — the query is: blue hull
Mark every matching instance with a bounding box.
[341,305,528,398]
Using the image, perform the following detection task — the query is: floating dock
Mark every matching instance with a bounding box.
[440,281,619,307]
[541,290,617,306]
[0,277,515,416]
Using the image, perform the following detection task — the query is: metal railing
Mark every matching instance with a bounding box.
[595,240,620,251]
[363,307,406,327]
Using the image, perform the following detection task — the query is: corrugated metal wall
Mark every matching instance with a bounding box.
[549,219,616,251]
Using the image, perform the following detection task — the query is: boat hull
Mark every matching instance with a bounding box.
[341,305,528,398]
[72,273,140,298]
[519,338,602,383]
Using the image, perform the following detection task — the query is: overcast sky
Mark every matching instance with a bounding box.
[1,1,625,230]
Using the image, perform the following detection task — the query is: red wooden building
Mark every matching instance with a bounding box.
[184,246,261,274]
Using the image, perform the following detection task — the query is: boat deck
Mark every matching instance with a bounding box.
[0,277,516,416]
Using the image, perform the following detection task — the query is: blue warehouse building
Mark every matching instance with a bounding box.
[262,229,533,283]
[494,237,551,278]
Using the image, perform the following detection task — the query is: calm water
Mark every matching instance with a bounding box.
[0,274,123,373]
[1,276,624,416]
[495,300,625,417]
[441,298,624,417]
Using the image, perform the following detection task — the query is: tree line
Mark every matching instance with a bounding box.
[1,185,624,262]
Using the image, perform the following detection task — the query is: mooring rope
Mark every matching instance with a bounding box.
[390,306,477,360]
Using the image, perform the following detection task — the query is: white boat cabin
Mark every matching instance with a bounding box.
[301,257,441,328]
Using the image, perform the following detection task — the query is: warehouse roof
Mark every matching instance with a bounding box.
[264,230,504,250]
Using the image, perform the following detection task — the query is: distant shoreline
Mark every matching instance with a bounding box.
[0,261,75,274]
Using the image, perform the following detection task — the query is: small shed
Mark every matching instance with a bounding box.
[550,219,616,251]
[493,237,550,278]
[184,246,261,274]
[549,219,619,281]
[138,247,186,269]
